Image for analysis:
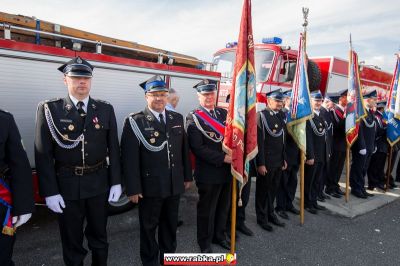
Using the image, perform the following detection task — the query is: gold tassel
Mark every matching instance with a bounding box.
[2,226,15,236]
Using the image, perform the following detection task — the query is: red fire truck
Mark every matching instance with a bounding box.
[0,12,220,214]
[213,37,392,109]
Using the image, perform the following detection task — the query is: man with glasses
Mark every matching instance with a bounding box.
[121,75,192,266]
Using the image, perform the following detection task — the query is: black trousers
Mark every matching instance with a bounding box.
[197,182,231,250]
[139,195,180,266]
[350,150,372,193]
[318,160,330,196]
[255,167,282,223]
[237,179,251,226]
[304,162,324,207]
[0,205,15,266]
[367,152,387,187]
[58,193,109,266]
[276,164,299,211]
[326,149,346,192]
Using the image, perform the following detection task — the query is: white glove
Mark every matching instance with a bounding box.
[45,194,66,213]
[108,184,122,202]
[12,213,32,228]
[359,149,367,155]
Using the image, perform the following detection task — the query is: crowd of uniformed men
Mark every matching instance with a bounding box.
[0,56,398,266]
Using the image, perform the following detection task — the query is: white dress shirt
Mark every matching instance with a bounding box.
[69,94,89,113]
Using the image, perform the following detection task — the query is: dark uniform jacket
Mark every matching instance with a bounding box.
[320,107,333,158]
[306,111,328,163]
[0,110,34,215]
[256,107,286,169]
[331,105,346,152]
[34,96,121,200]
[374,110,388,153]
[121,107,192,198]
[186,107,230,184]
[352,109,376,153]
[281,108,299,166]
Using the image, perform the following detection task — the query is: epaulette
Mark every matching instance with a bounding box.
[45,98,62,103]
[129,111,144,119]
[0,108,10,114]
[95,99,111,105]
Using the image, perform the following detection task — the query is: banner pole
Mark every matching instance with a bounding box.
[345,146,350,202]
[385,146,393,192]
[300,151,305,225]
[230,176,237,254]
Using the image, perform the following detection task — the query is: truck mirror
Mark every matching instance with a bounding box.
[286,63,296,82]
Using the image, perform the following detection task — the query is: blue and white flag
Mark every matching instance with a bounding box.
[286,33,313,152]
[386,55,400,146]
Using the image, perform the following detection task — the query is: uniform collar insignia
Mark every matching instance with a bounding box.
[65,104,72,111]
[146,115,153,121]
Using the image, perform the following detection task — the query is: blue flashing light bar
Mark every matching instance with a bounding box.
[262,37,282,45]
[226,41,238,48]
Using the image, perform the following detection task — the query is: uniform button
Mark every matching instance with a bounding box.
[84,141,88,145]
[85,153,88,156]
[83,129,86,132]
[171,154,174,157]
[172,163,175,167]
[169,145,172,148]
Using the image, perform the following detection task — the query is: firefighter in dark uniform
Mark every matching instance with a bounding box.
[350,90,377,198]
[0,110,34,266]
[255,89,287,231]
[35,57,122,266]
[276,91,300,220]
[367,100,387,190]
[304,91,328,214]
[121,75,192,266]
[326,89,348,198]
[317,94,334,202]
[186,79,232,253]
[225,94,254,238]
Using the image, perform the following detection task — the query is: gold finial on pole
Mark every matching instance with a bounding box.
[302,7,309,51]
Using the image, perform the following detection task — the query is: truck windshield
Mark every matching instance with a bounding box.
[213,49,274,82]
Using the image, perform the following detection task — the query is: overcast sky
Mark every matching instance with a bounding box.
[2,0,399,72]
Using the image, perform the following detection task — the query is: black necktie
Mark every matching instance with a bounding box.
[209,109,216,118]
[159,113,166,130]
[77,101,86,117]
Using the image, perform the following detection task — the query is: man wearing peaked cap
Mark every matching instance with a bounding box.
[255,88,287,231]
[186,79,234,252]
[35,56,122,265]
[304,91,329,214]
[367,100,390,191]
[276,89,301,220]
[349,89,377,198]
[121,75,192,265]
[326,89,348,198]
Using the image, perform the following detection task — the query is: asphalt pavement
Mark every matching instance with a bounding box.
[13,180,400,266]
